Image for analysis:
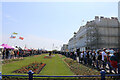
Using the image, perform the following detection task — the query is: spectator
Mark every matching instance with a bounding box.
[110,52,119,73]
[10,50,14,59]
[97,51,102,69]
[116,49,120,63]
[101,48,107,69]
[74,51,77,60]
[2,49,5,59]
[14,49,17,59]
[78,51,81,63]
[88,51,92,66]
[92,50,96,67]
[86,50,90,65]
[70,52,73,59]
[106,51,113,73]
[80,51,84,64]
[17,50,20,58]
[84,51,87,64]
[6,49,9,59]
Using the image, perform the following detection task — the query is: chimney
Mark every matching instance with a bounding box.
[111,17,114,19]
[95,16,99,19]
[87,21,90,23]
[100,16,104,18]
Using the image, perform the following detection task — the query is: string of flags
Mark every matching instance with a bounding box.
[13,32,18,35]
[19,37,24,40]
[10,32,24,40]
[10,35,16,38]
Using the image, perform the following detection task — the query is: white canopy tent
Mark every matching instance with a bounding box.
[0,46,4,48]
[12,46,18,50]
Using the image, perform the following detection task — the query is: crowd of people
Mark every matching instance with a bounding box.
[0,47,120,74]
[61,48,120,74]
[0,48,46,60]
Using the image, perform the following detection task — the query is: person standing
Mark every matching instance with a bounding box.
[2,49,5,59]
[49,52,51,56]
[106,51,112,73]
[74,51,77,60]
[10,50,14,59]
[80,51,84,64]
[88,51,92,66]
[92,50,96,67]
[6,49,9,59]
[14,49,17,59]
[97,51,102,69]
[86,50,90,65]
[78,51,81,63]
[110,52,119,73]
[116,49,120,63]
[70,52,72,59]
[101,48,107,69]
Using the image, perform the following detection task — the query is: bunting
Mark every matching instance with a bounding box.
[19,37,24,40]
[13,32,18,35]
[10,35,16,38]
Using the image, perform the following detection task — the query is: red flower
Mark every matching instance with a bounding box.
[13,62,46,74]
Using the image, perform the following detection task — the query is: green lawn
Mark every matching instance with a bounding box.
[2,54,74,75]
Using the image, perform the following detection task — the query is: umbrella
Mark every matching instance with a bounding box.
[1,44,14,49]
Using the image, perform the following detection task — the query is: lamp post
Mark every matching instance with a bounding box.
[74,32,77,52]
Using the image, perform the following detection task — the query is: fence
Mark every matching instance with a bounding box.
[0,72,1,80]
[1,70,120,80]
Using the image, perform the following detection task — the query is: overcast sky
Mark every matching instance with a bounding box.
[1,1,119,50]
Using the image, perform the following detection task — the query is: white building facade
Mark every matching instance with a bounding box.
[68,16,120,52]
[61,44,68,52]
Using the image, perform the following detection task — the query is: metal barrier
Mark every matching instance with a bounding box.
[0,72,1,80]
[1,70,120,80]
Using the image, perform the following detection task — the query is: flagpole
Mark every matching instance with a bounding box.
[14,37,17,46]
[81,20,84,26]
[52,43,54,50]
[19,36,24,48]
[13,32,18,47]
[7,37,10,44]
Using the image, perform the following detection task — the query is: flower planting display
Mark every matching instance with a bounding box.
[44,56,52,59]
[13,62,46,74]
[64,58,100,75]
[2,58,24,64]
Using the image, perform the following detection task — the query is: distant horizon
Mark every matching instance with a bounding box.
[2,2,118,50]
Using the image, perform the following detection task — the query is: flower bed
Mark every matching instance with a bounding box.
[59,54,63,58]
[64,58,100,75]
[13,62,46,74]
[44,56,52,59]
[34,55,39,57]
[2,58,24,64]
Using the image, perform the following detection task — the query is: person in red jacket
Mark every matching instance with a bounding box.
[110,52,119,73]
[17,50,19,58]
